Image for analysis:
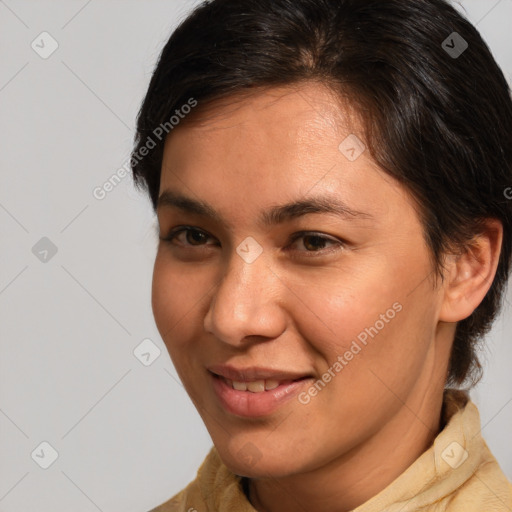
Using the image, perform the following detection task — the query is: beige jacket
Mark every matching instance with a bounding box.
[150,389,512,511]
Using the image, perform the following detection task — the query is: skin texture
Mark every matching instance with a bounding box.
[151,82,503,512]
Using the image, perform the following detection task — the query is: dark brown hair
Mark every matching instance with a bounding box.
[131,0,512,388]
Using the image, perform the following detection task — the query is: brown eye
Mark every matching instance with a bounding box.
[184,229,209,246]
[161,227,216,247]
[302,234,331,251]
[288,232,345,258]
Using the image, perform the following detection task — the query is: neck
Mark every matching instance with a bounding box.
[246,385,445,512]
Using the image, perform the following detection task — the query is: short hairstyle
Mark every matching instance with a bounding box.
[131,0,512,388]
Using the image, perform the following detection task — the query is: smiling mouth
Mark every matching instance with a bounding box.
[217,375,309,392]
[209,372,314,417]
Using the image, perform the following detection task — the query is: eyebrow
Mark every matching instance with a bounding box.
[157,189,373,228]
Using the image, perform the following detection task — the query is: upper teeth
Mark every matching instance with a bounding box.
[227,378,281,392]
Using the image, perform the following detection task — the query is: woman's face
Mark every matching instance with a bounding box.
[152,82,451,477]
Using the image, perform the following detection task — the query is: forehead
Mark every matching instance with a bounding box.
[158,82,413,229]
[160,82,366,186]
[169,82,358,141]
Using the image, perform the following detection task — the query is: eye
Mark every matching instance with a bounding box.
[287,231,345,257]
[160,227,344,257]
[160,226,218,247]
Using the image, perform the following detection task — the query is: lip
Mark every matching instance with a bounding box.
[207,364,311,382]
[209,371,313,418]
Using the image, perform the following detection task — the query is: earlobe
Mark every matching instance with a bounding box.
[439,219,503,323]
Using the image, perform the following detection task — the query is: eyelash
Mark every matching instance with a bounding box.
[159,226,345,258]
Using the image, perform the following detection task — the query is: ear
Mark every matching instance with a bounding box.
[439,218,503,323]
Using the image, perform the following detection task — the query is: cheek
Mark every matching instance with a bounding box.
[151,254,207,348]
[289,267,402,358]
[290,258,436,388]
[151,257,176,334]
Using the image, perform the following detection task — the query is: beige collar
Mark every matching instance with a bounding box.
[154,389,512,511]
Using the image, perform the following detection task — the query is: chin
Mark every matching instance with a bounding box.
[216,440,307,479]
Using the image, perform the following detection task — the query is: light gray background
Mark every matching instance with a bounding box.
[0,1,511,511]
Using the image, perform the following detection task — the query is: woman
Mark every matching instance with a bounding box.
[131,0,512,510]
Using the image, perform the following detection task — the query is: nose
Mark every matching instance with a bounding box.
[203,247,287,347]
